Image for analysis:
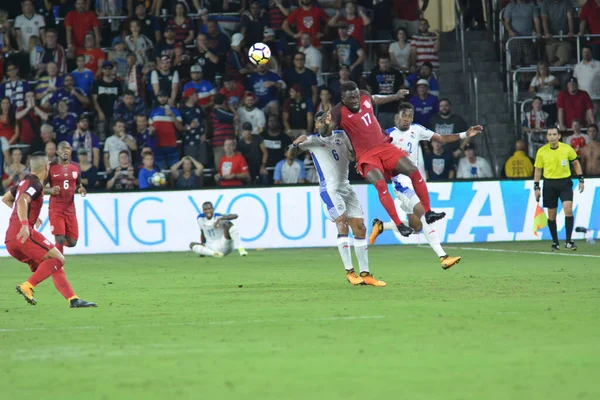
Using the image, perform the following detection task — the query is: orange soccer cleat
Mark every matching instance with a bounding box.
[440,255,461,270]
[369,219,384,245]
[346,269,364,285]
[16,283,37,305]
[360,272,387,287]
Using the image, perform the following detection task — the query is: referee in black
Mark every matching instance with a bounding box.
[533,127,584,251]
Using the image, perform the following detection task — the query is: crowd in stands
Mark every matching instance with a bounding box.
[0,0,597,194]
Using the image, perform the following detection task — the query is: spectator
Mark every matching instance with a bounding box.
[282,85,314,139]
[557,77,595,130]
[108,37,129,80]
[36,29,67,77]
[267,0,290,38]
[65,0,101,51]
[210,93,237,168]
[151,56,179,107]
[298,33,324,87]
[329,64,351,104]
[263,115,292,167]
[565,119,590,156]
[2,148,27,190]
[579,0,600,61]
[14,0,45,54]
[540,0,574,67]
[368,55,405,129]
[0,63,30,109]
[124,20,154,67]
[393,0,428,38]
[77,148,98,191]
[237,122,269,185]
[148,91,183,168]
[113,90,147,134]
[238,93,266,135]
[0,97,17,145]
[247,63,285,116]
[46,141,57,162]
[573,46,600,99]
[425,140,455,181]
[503,0,541,68]
[104,119,138,172]
[170,156,204,189]
[371,0,395,53]
[226,33,256,84]
[410,19,440,71]
[282,0,329,48]
[184,65,216,110]
[106,150,139,191]
[52,99,77,143]
[389,28,411,72]
[522,96,550,158]
[580,124,600,176]
[135,115,157,158]
[173,44,194,83]
[504,139,533,178]
[125,52,145,100]
[36,62,63,103]
[316,87,333,113]
[242,1,268,46]
[456,143,494,179]
[332,22,366,82]
[47,74,90,116]
[179,88,208,165]
[154,26,176,63]
[205,21,231,72]
[329,1,370,48]
[122,4,161,44]
[191,33,220,84]
[138,152,161,189]
[166,3,195,46]
[426,98,469,159]
[16,91,48,148]
[70,115,101,167]
[408,79,438,126]
[262,28,284,75]
[30,124,54,155]
[274,145,307,184]
[405,62,439,97]
[219,74,245,109]
[283,52,318,106]
[0,9,12,57]
[71,55,95,96]
[529,61,559,102]
[215,138,250,187]
[92,62,123,139]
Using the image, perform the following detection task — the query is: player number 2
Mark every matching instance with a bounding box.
[361,113,372,126]
[63,180,69,190]
[332,149,339,161]
[407,142,413,154]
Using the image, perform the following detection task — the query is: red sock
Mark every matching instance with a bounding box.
[374,180,401,226]
[52,268,75,299]
[409,170,431,213]
[27,258,64,287]
[55,242,64,254]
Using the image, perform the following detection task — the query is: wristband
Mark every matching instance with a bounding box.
[20,220,29,226]
[533,182,540,190]
[578,175,584,183]
[459,131,468,139]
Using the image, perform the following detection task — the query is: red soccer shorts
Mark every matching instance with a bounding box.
[5,230,55,272]
[50,212,79,240]
[356,143,408,179]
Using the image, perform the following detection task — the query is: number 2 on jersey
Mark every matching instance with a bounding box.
[406,142,413,154]
[360,113,372,126]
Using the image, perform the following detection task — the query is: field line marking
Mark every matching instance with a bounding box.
[440,246,600,259]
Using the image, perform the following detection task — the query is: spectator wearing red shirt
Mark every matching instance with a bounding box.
[410,19,440,69]
[166,3,195,46]
[215,138,250,187]
[282,0,329,48]
[15,91,48,148]
[148,91,184,168]
[65,0,101,50]
[579,0,600,60]
[328,1,371,48]
[74,33,106,77]
[393,0,428,38]
[557,77,595,131]
[219,74,246,109]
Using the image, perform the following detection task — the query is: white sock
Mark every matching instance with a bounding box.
[420,215,446,258]
[337,236,354,271]
[228,225,242,249]
[353,238,370,273]
[192,244,217,257]
[382,221,396,231]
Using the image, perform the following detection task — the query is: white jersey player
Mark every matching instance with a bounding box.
[190,201,248,257]
[370,102,483,270]
[291,111,386,287]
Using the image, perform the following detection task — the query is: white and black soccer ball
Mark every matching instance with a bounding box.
[248,42,272,66]
[150,172,166,187]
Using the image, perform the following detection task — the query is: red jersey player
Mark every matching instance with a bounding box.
[319,81,446,236]
[47,141,86,254]
[2,151,96,308]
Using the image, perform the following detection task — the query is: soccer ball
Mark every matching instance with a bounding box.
[248,42,271,66]
[150,172,166,187]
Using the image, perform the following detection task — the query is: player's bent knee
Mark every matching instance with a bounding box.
[46,248,66,264]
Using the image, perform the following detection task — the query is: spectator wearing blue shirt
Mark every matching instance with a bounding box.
[274,145,307,184]
[409,79,439,127]
[52,99,77,143]
[71,55,95,95]
[113,90,147,134]
[183,65,216,111]
[405,62,440,97]
[0,63,31,109]
[425,140,455,181]
[283,52,318,106]
[332,23,366,83]
[46,75,90,115]
[135,115,157,160]
[138,153,161,190]
[247,63,286,116]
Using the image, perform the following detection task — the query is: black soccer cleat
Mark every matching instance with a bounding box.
[425,210,446,225]
[70,298,97,308]
[551,243,560,252]
[397,223,414,237]
[565,241,577,251]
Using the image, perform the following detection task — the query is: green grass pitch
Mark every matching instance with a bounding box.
[1,241,599,400]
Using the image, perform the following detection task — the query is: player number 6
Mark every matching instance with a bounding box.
[332,149,339,161]
[63,180,69,190]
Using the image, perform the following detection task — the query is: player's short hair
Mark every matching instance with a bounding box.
[123,90,136,97]
[113,118,126,127]
[202,201,213,208]
[30,151,48,172]
[397,102,414,116]
[57,141,70,150]
[315,110,326,121]
[40,124,53,134]
[340,81,358,94]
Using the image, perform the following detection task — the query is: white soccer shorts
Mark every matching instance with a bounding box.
[205,237,233,256]
[392,180,420,214]
[321,184,364,222]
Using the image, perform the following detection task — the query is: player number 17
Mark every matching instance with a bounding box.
[361,113,372,126]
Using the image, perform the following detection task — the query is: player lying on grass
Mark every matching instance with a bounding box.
[317,81,446,238]
[2,152,96,308]
[190,201,248,257]
[290,112,386,287]
[369,103,483,269]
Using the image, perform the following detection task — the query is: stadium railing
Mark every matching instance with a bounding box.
[454,0,467,73]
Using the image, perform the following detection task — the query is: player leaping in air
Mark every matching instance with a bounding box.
[318,81,445,237]
[2,152,96,307]
[290,111,386,287]
[190,201,248,258]
[369,102,483,269]
[46,141,87,254]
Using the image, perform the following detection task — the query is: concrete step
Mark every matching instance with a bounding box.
[440,60,502,73]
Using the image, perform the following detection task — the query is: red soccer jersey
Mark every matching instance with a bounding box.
[47,161,81,214]
[557,90,593,128]
[5,175,44,241]
[65,11,101,49]
[286,6,329,47]
[218,153,249,187]
[332,92,388,159]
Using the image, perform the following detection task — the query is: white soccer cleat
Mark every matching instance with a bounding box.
[238,248,248,257]
[212,251,225,258]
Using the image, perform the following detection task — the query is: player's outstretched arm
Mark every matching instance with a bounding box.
[371,89,409,106]
[432,125,483,143]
